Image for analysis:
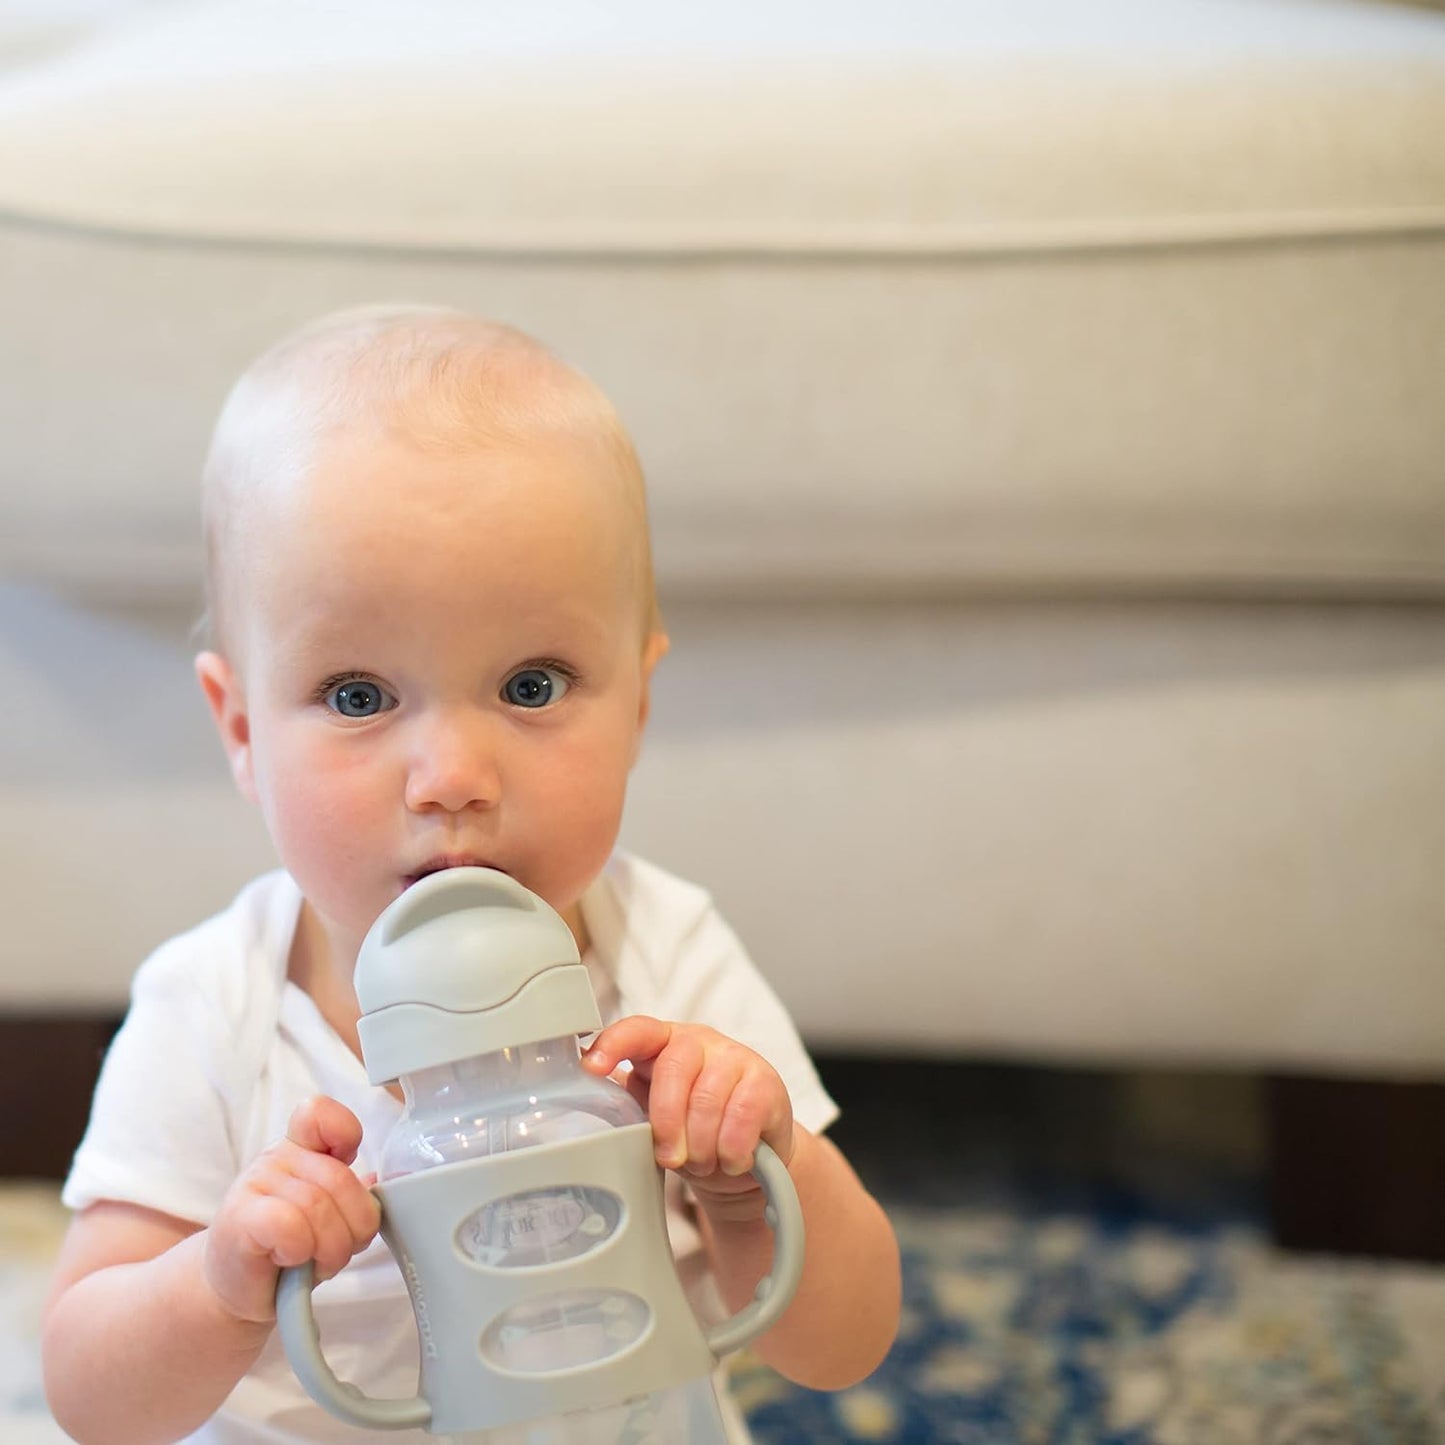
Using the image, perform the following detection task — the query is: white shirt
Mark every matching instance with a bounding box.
[64,852,836,1444]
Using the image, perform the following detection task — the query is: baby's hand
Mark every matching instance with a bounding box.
[582,1018,794,1210]
[204,1096,381,1325]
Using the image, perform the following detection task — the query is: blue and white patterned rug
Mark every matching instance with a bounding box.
[736,1207,1445,1443]
[6,1183,1444,1443]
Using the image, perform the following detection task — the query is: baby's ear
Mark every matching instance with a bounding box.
[633,630,670,746]
[195,651,257,803]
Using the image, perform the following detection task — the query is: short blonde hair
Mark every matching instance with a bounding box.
[200,304,657,652]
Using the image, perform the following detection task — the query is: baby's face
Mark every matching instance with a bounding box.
[203,425,664,968]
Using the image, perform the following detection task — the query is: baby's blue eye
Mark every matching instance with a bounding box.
[504,667,570,709]
[325,679,396,718]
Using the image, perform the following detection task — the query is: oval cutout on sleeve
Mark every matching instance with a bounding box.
[456,1186,623,1267]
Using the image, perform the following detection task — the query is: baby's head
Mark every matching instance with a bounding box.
[196,305,668,968]
[201,304,658,660]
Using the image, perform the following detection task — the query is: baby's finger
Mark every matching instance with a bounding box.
[581,1016,673,1077]
[683,1055,746,1178]
[643,1031,706,1170]
[717,1073,794,1176]
[281,1148,382,1247]
[235,1193,317,1272]
[264,1171,354,1278]
[286,1096,365,1164]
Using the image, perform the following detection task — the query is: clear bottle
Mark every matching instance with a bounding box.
[379,1032,730,1445]
[381,1034,644,1183]
[277,869,798,1443]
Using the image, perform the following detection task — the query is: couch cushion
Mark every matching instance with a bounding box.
[4,0,1443,254]
[1,0,1443,602]
[0,0,141,72]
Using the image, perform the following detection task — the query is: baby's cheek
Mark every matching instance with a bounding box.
[263,753,383,902]
[533,758,629,901]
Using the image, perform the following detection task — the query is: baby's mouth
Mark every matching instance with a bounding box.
[403,855,505,888]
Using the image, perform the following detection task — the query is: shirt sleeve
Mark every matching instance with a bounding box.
[62,939,241,1224]
[652,899,839,1139]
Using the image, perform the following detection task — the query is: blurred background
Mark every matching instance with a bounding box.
[2,1,1444,1439]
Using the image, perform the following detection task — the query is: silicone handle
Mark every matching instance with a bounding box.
[275,1259,431,1432]
[704,1140,805,1356]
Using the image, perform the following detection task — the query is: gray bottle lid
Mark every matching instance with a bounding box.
[354,868,602,1086]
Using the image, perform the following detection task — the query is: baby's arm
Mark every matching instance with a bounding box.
[42,1096,380,1445]
[582,1018,901,1389]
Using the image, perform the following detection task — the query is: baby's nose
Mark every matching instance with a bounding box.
[404,711,501,813]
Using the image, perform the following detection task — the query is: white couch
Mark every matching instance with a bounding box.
[3,0,1444,1075]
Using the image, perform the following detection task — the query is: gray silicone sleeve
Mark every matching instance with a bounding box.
[275,1131,804,1435]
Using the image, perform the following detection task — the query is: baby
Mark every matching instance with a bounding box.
[41,306,901,1444]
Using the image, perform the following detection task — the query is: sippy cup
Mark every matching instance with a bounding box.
[276,867,804,1443]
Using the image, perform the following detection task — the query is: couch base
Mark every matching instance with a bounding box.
[0,1012,119,1181]
[630,598,1445,1075]
[1267,1073,1445,1263]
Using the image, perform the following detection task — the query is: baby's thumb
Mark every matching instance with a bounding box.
[286,1095,364,1163]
